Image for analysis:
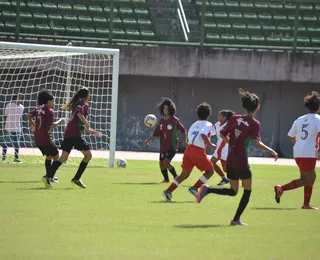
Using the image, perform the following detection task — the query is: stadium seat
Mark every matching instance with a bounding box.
[134,8,148,18]
[243,13,257,19]
[221,33,235,40]
[266,36,281,43]
[280,36,294,44]
[119,7,134,18]
[21,23,35,31]
[33,13,48,20]
[112,28,125,38]
[96,27,109,36]
[2,11,15,17]
[78,16,93,23]
[81,26,95,35]
[315,5,320,11]
[57,4,72,12]
[50,24,65,32]
[232,23,246,30]
[20,12,32,19]
[311,38,320,44]
[303,15,317,21]
[27,2,42,10]
[277,25,291,32]
[123,18,137,30]
[258,13,272,20]
[125,29,140,39]
[300,4,313,11]
[297,26,307,32]
[140,30,155,39]
[273,14,287,21]
[0,0,11,8]
[268,3,283,10]
[225,1,238,8]
[235,34,250,41]
[229,12,242,19]
[42,3,57,11]
[35,23,50,32]
[63,15,77,22]
[138,19,152,30]
[5,22,16,31]
[73,5,88,12]
[247,24,261,30]
[284,3,296,10]
[251,35,265,42]
[48,14,63,21]
[239,2,253,8]
[254,2,268,9]
[131,0,147,8]
[217,23,231,29]
[93,16,108,25]
[206,33,220,40]
[88,6,103,13]
[211,1,224,7]
[308,27,320,33]
[213,12,228,19]
[262,25,276,31]
[297,37,310,43]
[103,7,118,14]
[66,26,81,34]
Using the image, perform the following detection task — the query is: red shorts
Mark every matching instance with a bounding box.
[182,145,213,172]
[294,158,317,172]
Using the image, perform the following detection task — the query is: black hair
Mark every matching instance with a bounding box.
[304,91,320,112]
[239,88,260,113]
[157,97,176,116]
[62,87,90,111]
[37,89,54,105]
[197,102,212,120]
[219,109,235,121]
[12,93,22,101]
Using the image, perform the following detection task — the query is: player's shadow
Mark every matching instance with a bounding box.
[0,180,39,184]
[149,200,195,204]
[17,187,74,191]
[113,182,160,185]
[252,207,298,211]
[175,224,230,229]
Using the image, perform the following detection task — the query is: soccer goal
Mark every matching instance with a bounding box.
[0,41,119,168]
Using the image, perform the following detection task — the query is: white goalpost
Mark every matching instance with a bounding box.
[0,41,119,168]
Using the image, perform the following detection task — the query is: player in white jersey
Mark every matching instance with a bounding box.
[163,102,216,201]
[211,110,235,186]
[1,93,24,163]
[275,91,320,210]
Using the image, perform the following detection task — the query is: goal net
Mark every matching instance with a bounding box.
[0,41,119,168]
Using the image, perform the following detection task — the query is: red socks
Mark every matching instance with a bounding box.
[281,179,301,191]
[304,186,313,205]
[167,180,179,193]
[213,164,225,178]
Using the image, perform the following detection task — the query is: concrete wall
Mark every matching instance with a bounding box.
[118,45,320,83]
[117,75,319,158]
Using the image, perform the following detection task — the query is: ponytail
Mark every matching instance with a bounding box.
[62,87,89,111]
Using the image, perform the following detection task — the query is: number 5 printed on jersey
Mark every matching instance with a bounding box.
[301,124,309,140]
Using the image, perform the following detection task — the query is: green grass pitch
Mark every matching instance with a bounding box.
[0,159,319,260]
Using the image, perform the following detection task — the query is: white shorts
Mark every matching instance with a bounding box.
[212,142,228,161]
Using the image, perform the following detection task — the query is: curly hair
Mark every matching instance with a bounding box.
[304,91,320,112]
[157,97,177,116]
[197,102,212,120]
[37,89,54,105]
[219,109,235,121]
[238,88,260,113]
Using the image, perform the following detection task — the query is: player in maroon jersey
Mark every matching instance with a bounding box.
[43,87,102,189]
[196,89,278,226]
[143,98,188,183]
[27,89,65,184]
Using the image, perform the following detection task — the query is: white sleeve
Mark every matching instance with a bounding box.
[211,124,216,136]
[18,105,24,116]
[288,120,297,137]
[200,124,212,136]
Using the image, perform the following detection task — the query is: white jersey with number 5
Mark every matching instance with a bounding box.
[288,113,320,158]
[188,120,213,149]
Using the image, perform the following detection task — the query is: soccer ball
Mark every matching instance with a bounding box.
[144,114,157,128]
[117,158,127,168]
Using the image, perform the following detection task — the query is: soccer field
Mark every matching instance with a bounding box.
[0,159,319,260]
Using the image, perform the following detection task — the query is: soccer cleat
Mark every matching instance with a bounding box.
[162,190,173,202]
[160,180,170,183]
[302,204,319,210]
[41,176,52,188]
[71,178,86,188]
[274,185,283,204]
[188,187,198,197]
[230,220,248,226]
[217,178,230,186]
[196,184,209,204]
[51,176,59,183]
[13,159,22,163]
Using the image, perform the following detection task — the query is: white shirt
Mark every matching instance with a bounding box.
[188,120,213,149]
[288,113,320,158]
[212,121,227,148]
[4,102,24,132]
